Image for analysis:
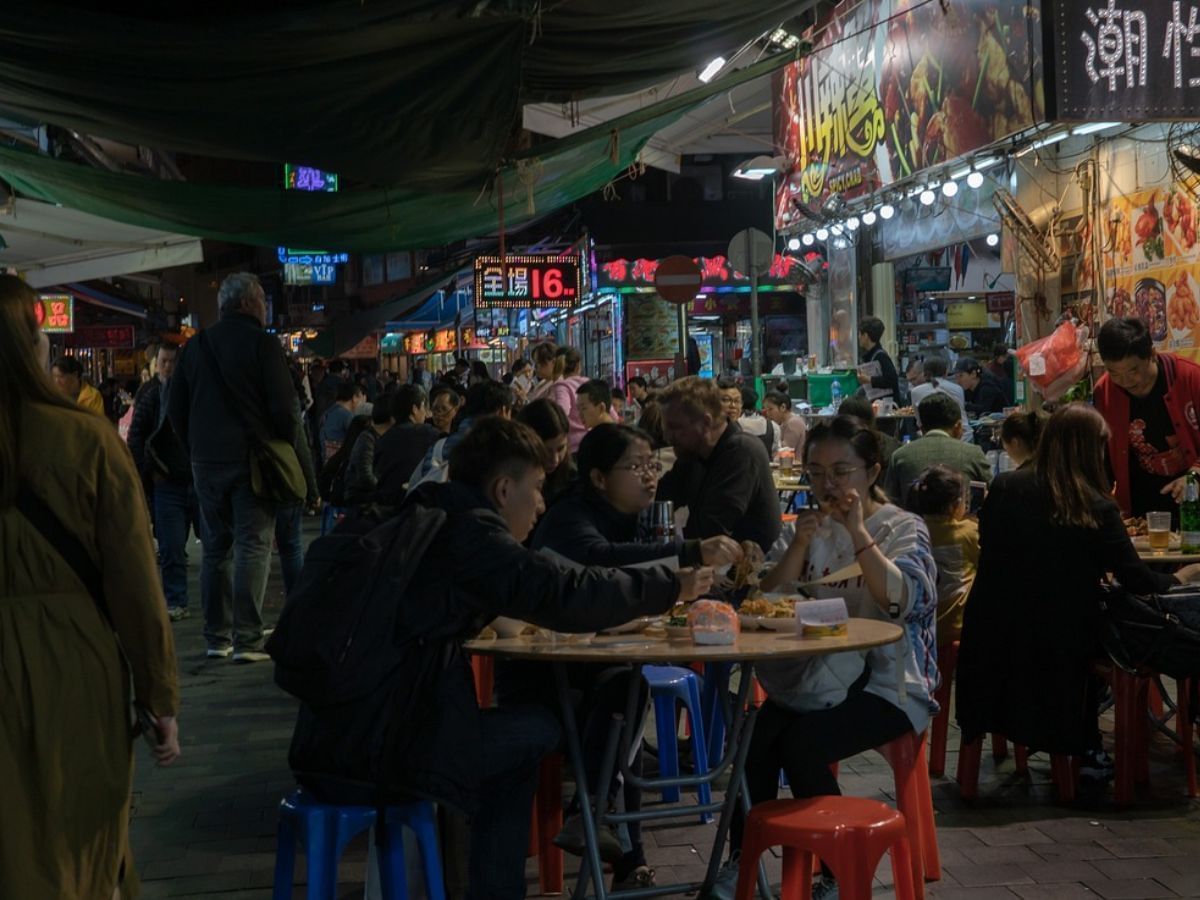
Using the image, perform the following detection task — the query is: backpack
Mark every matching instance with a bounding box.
[1098,583,1200,680]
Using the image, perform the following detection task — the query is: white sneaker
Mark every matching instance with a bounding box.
[206,647,233,659]
[705,853,740,900]
[233,650,271,663]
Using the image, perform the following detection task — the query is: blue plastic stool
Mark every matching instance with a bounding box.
[320,504,346,536]
[272,788,446,900]
[643,664,712,820]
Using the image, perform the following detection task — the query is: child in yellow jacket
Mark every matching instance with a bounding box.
[910,464,980,647]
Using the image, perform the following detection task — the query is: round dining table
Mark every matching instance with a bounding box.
[466,619,903,900]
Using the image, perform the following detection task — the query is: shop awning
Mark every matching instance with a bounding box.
[385,290,471,331]
[0,198,203,287]
[67,281,148,319]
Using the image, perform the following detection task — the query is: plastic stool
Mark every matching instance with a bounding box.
[733,796,918,900]
[928,642,958,777]
[272,788,445,900]
[1113,669,1198,805]
[526,753,565,894]
[643,664,712,815]
[875,731,940,895]
[470,654,494,709]
[957,738,1076,801]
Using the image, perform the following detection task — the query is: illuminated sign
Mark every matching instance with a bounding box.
[403,332,433,354]
[433,328,457,352]
[283,262,341,286]
[35,294,74,332]
[66,325,135,349]
[284,164,339,192]
[474,254,581,309]
[311,264,337,285]
[597,254,820,292]
[277,248,350,266]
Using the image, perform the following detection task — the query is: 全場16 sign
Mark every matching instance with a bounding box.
[474,255,581,309]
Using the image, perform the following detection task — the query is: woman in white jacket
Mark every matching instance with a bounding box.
[714,415,939,900]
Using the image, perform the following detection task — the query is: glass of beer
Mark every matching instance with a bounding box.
[1147,511,1172,553]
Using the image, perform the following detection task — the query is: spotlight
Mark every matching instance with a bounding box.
[698,57,726,83]
[846,216,860,230]
[967,170,985,189]
[787,237,801,251]
[942,181,959,198]
[986,233,1000,247]
[879,204,895,220]
[919,189,936,206]
[802,233,815,246]
[862,210,877,225]
[815,227,829,241]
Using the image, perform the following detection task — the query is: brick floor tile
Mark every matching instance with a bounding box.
[964,847,1049,865]
[1156,870,1200,897]
[1082,878,1179,899]
[1097,839,1178,859]
[1017,860,1106,883]
[1009,885,1100,900]
[1092,860,1192,881]
[943,863,1036,887]
[1034,843,1118,862]
[925,887,1021,900]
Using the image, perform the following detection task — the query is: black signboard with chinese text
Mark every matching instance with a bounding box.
[66,325,135,349]
[474,255,581,309]
[1050,0,1200,119]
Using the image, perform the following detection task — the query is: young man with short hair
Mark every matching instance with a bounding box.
[1094,316,1200,517]
[910,356,973,443]
[319,381,366,462]
[857,316,900,401]
[576,379,616,430]
[952,356,1007,416]
[288,416,712,900]
[885,392,993,506]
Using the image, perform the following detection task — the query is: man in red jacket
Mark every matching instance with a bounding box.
[1094,317,1200,518]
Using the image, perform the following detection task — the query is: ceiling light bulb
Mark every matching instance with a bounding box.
[815,227,829,241]
[862,210,877,225]
[986,233,1000,247]
[879,204,895,220]
[698,56,726,83]
[942,180,959,198]
[967,170,985,189]
[830,223,844,235]
[846,216,860,230]
[919,189,936,206]
[802,233,815,246]
[787,237,801,251]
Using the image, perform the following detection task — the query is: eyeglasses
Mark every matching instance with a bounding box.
[805,465,863,484]
[614,461,663,478]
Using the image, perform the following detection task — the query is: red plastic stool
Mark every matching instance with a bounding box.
[875,732,940,893]
[1113,670,1198,805]
[957,738,1076,801]
[526,753,564,894]
[928,642,958,777]
[733,797,917,900]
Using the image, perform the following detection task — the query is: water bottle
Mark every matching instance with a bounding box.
[830,379,842,410]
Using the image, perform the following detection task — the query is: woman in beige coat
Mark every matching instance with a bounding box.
[0,275,181,899]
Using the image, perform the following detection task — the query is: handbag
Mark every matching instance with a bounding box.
[196,333,306,504]
[1098,583,1200,679]
[15,484,139,735]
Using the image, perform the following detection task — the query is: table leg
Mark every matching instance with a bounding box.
[556,663,609,900]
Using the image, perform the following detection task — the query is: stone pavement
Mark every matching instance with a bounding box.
[130,521,1200,899]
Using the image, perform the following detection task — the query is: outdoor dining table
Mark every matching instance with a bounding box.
[465,620,903,900]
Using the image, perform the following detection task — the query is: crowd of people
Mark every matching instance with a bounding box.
[9,262,1200,900]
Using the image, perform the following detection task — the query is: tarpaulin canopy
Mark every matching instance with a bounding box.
[0,45,800,253]
[386,290,471,330]
[0,1,797,189]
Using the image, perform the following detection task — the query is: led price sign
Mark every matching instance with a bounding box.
[433,328,457,352]
[403,332,433,354]
[474,254,581,309]
[284,164,339,192]
[35,294,74,332]
[277,248,350,266]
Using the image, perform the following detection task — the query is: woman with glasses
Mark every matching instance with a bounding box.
[711,415,939,900]
[516,424,740,892]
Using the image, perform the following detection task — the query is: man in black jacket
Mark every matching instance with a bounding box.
[953,356,1008,416]
[168,272,300,661]
[656,376,782,553]
[289,417,710,900]
[129,342,195,621]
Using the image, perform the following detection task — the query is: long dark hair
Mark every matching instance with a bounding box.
[908,464,965,516]
[1034,403,1111,529]
[517,398,569,441]
[804,414,888,503]
[0,275,82,508]
[577,424,654,494]
[1000,410,1044,454]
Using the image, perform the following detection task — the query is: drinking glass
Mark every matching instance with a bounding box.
[1147,511,1172,553]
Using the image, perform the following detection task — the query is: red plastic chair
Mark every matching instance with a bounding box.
[1113,669,1197,805]
[957,738,1076,801]
[928,642,958,777]
[733,797,917,900]
[875,732,940,895]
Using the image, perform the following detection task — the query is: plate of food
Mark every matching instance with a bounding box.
[739,593,799,631]
[663,602,692,639]
[1167,270,1200,338]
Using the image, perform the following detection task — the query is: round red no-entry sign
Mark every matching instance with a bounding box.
[653,255,703,305]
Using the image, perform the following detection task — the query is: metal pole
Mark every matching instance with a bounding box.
[678,303,689,375]
[750,261,762,384]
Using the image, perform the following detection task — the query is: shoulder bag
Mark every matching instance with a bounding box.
[197,333,305,504]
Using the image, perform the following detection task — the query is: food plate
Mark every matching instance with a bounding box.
[663,625,692,640]
[739,614,797,632]
[601,616,657,635]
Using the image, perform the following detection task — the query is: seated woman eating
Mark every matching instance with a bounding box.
[712,415,939,900]
[502,423,740,892]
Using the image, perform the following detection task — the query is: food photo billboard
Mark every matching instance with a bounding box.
[774,0,1047,224]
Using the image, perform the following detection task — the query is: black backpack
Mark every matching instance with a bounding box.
[266,504,446,708]
[1098,584,1200,680]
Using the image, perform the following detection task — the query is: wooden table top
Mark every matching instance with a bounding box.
[464,618,902,663]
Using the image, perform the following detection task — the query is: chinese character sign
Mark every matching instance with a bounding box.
[1054,0,1200,117]
[283,164,339,192]
[473,255,581,308]
[36,294,74,332]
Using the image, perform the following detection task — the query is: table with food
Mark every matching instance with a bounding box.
[1125,515,1200,564]
[466,609,902,900]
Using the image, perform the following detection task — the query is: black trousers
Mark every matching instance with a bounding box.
[731,685,912,854]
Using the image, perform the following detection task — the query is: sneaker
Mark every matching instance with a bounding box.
[704,852,740,900]
[205,646,233,659]
[612,865,656,892]
[1080,748,1115,782]
[812,876,839,900]
[552,812,624,863]
[232,650,272,663]
[167,607,189,622]
[262,626,275,639]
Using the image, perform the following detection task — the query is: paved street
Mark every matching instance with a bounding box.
[130,522,1200,900]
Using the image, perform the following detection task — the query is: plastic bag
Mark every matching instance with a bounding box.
[1015,321,1090,401]
[687,599,740,645]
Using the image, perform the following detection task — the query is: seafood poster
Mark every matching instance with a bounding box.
[1103,185,1200,363]
[774,0,1046,222]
